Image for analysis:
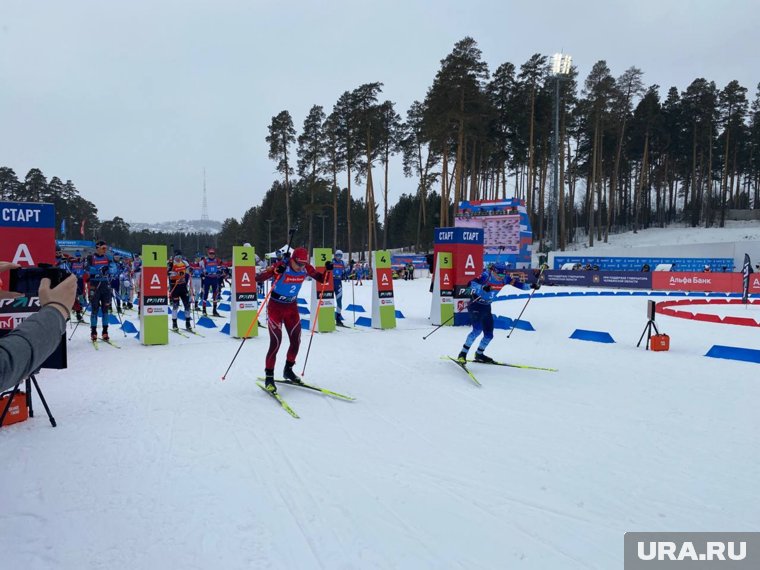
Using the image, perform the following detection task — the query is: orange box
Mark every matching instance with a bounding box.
[651,334,670,352]
[0,392,29,426]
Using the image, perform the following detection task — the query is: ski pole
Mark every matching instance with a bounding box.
[506,267,546,339]
[300,272,330,377]
[351,275,356,326]
[422,292,484,340]
[422,312,456,340]
[110,296,128,337]
[220,278,276,380]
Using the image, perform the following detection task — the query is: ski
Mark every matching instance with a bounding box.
[256,381,299,418]
[91,340,99,350]
[170,329,189,338]
[185,329,205,337]
[443,356,481,386]
[101,339,121,349]
[258,378,355,401]
[463,358,558,372]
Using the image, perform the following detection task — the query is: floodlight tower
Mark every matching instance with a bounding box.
[549,53,572,252]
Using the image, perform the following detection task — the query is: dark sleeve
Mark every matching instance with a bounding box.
[0,307,67,392]
[306,264,327,283]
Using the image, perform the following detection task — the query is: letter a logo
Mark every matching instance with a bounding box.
[150,273,161,289]
[443,273,450,284]
[465,255,475,269]
[12,243,35,265]
[382,273,389,284]
[241,272,251,286]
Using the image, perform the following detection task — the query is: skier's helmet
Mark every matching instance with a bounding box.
[491,262,508,278]
[292,247,309,265]
[335,249,343,259]
[74,250,82,258]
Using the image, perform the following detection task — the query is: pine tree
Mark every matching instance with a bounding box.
[297,105,327,251]
[266,111,296,235]
[718,80,748,226]
[0,167,21,200]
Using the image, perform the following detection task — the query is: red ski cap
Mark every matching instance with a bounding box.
[292,247,309,264]
[207,248,216,254]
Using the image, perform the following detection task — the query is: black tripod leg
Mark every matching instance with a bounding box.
[26,377,33,418]
[30,375,56,427]
[636,324,648,348]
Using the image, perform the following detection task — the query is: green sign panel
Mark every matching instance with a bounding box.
[231,245,258,338]
[140,245,168,345]
[311,247,335,332]
[372,250,396,329]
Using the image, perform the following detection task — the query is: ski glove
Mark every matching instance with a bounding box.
[481,284,492,292]
[275,263,286,274]
[531,282,541,290]
[325,261,334,270]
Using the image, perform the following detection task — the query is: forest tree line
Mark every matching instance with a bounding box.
[3,36,759,261]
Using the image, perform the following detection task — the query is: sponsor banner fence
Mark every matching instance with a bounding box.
[651,272,760,293]
[540,270,760,293]
[554,255,735,272]
[543,270,653,289]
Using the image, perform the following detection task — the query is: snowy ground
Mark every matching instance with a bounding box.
[2,277,759,569]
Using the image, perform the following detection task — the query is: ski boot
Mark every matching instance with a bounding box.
[172,319,179,331]
[457,350,468,364]
[101,328,110,342]
[264,369,276,393]
[202,306,208,316]
[91,326,98,342]
[283,361,303,385]
[185,318,193,331]
[76,311,84,323]
[212,303,221,317]
[474,352,494,364]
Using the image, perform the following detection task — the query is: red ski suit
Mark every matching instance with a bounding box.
[256,261,327,370]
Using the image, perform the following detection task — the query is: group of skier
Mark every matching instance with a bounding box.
[58,240,540,402]
[56,244,231,341]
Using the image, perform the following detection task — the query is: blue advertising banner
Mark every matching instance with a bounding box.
[543,270,653,289]
[554,256,734,272]
[57,240,96,249]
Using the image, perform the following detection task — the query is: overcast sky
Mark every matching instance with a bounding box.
[1,0,757,225]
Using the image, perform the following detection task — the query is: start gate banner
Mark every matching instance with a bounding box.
[372,250,397,329]
[230,245,258,338]
[140,245,168,345]
[0,201,56,288]
[429,251,454,325]
[310,248,336,332]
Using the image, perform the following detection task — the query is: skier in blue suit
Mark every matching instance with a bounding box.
[457,262,540,363]
[332,249,347,324]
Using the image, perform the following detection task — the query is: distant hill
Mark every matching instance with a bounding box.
[127,219,222,234]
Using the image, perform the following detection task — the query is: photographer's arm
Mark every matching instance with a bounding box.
[0,275,76,391]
